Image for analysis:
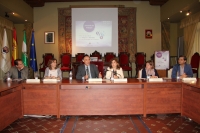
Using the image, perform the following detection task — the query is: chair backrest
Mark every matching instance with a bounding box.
[104,52,116,62]
[90,61,104,77]
[60,53,71,67]
[167,68,173,78]
[42,53,54,68]
[75,53,85,62]
[190,52,200,69]
[135,52,146,66]
[118,52,130,66]
[138,69,142,78]
[90,50,102,59]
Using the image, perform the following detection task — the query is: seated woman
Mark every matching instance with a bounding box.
[44,58,62,80]
[142,60,159,78]
[106,58,124,79]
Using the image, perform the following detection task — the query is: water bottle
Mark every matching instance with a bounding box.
[176,71,180,80]
[69,71,72,80]
[7,72,11,81]
[34,72,38,79]
[111,70,114,81]
[147,74,150,80]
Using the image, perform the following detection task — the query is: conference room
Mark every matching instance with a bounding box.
[0,0,200,132]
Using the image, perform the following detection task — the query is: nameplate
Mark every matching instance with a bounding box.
[26,79,40,83]
[43,79,58,83]
[149,78,163,82]
[88,78,102,82]
[114,78,127,82]
[182,78,197,81]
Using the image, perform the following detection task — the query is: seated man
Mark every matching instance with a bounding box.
[171,55,193,79]
[76,55,102,80]
[5,59,29,80]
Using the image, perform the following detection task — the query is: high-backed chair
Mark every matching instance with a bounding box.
[90,61,104,78]
[104,52,116,63]
[39,53,54,78]
[59,53,72,78]
[135,52,146,77]
[75,53,85,62]
[118,52,132,77]
[190,52,200,78]
[90,50,102,60]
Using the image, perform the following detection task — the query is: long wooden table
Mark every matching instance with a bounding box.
[182,81,200,124]
[0,81,23,131]
[0,78,200,131]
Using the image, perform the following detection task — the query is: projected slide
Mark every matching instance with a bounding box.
[76,21,112,47]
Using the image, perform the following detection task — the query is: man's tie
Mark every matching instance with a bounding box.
[86,66,90,78]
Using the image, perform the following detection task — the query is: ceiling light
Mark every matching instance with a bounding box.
[168,18,170,19]
[12,12,15,14]
[25,20,27,21]
[180,11,182,13]
[186,10,190,16]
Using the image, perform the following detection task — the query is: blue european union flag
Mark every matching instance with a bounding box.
[30,31,38,72]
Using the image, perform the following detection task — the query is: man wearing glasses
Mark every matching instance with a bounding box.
[6,59,29,80]
[171,55,193,79]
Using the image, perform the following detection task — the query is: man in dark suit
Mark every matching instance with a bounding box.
[171,55,193,78]
[5,59,29,80]
[76,55,102,80]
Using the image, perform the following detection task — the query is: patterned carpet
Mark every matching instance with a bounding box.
[1,114,200,133]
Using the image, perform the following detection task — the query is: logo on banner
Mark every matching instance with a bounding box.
[2,46,9,54]
[156,52,162,58]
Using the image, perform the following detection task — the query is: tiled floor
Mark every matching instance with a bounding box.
[1,114,200,133]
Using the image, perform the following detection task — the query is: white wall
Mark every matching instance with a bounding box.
[33,1,161,76]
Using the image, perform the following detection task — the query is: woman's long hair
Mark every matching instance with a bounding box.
[47,58,58,70]
[109,58,121,69]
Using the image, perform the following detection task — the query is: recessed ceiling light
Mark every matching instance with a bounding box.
[186,10,190,16]
[180,11,182,13]
[168,18,170,19]
[25,20,27,21]
[12,12,15,14]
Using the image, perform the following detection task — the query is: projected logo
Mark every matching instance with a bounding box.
[76,21,112,47]
[96,31,104,39]
[83,21,95,32]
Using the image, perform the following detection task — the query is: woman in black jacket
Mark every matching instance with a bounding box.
[142,60,159,78]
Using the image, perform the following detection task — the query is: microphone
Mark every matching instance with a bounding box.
[112,69,121,78]
[105,69,122,79]
[115,72,122,77]
[85,67,89,75]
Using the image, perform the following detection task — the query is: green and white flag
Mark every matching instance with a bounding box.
[22,30,28,66]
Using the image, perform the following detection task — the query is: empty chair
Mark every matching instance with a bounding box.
[135,52,146,77]
[90,50,102,60]
[118,52,132,78]
[190,52,200,78]
[59,53,72,78]
[75,53,85,62]
[104,52,116,63]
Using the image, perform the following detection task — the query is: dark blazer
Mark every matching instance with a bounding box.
[171,64,193,78]
[76,64,99,79]
[142,68,159,78]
